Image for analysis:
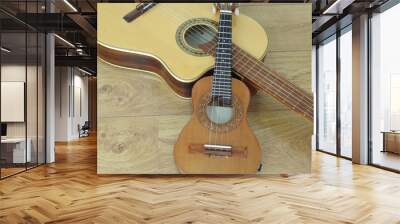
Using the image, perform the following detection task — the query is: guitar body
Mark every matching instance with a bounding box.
[174,77,261,174]
[98,3,268,98]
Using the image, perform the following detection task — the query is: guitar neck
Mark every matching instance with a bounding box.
[212,11,233,104]
[202,42,314,121]
[232,45,314,121]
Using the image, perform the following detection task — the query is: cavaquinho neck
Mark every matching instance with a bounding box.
[211,11,232,105]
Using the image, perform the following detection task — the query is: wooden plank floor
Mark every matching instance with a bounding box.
[1,135,400,224]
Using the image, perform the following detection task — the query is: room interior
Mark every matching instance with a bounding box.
[0,0,400,223]
[0,30,46,177]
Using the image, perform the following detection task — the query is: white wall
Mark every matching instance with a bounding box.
[1,64,26,81]
[55,67,70,141]
[371,4,400,156]
[1,63,46,164]
[1,82,25,122]
[72,73,89,138]
[1,65,27,140]
[54,67,89,141]
[1,65,37,138]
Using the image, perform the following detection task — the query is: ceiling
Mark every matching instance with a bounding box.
[0,0,393,74]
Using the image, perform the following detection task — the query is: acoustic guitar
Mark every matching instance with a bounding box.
[97,3,314,121]
[174,3,261,174]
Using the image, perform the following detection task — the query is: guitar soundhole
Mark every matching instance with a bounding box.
[176,18,218,56]
[185,25,216,51]
[206,105,233,124]
[197,93,243,132]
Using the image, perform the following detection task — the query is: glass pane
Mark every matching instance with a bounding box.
[27,31,38,169]
[371,4,400,171]
[38,33,45,165]
[1,30,27,177]
[0,1,46,178]
[340,28,352,158]
[318,36,337,154]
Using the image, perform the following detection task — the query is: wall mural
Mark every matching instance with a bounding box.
[97,3,313,174]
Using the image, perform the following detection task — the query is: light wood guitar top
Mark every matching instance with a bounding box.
[97,3,268,83]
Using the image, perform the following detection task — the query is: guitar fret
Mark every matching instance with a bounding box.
[213,88,231,91]
[214,75,230,78]
[213,88,231,90]
[214,80,231,83]
[209,10,234,101]
[214,69,230,72]
[214,73,230,76]
[214,77,231,79]
[216,65,231,69]
[213,93,232,96]
[213,81,231,84]
[212,91,231,95]
[213,86,231,89]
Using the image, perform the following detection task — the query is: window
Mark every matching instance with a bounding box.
[339,27,352,158]
[0,1,47,179]
[317,36,337,154]
[390,74,400,130]
[370,3,400,171]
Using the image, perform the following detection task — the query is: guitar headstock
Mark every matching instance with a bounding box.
[213,3,240,15]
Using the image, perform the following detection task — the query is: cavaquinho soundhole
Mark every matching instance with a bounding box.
[197,93,243,132]
[176,18,218,56]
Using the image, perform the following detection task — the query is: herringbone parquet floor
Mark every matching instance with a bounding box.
[1,135,400,224]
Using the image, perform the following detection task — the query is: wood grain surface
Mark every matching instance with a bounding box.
[174,77,262,174]
[98,3,312,174]
[97,3,268,83]
[2,136,400,223]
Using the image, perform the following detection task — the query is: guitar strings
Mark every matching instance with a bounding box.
[149,6,314,154]
[216,14,223,147]
[135,5,314,118]
[219,12,232,148]
[154,6,313,147]
[157,6,314,117]
[159,5,313,108]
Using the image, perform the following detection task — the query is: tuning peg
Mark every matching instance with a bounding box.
[212,5,217,14]
[234,8,240,16]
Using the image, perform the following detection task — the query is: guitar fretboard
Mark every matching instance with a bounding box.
[212,11,233,105]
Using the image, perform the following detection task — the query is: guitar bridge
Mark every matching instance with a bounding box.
[189,144,248,158]
[204,144,232,156]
